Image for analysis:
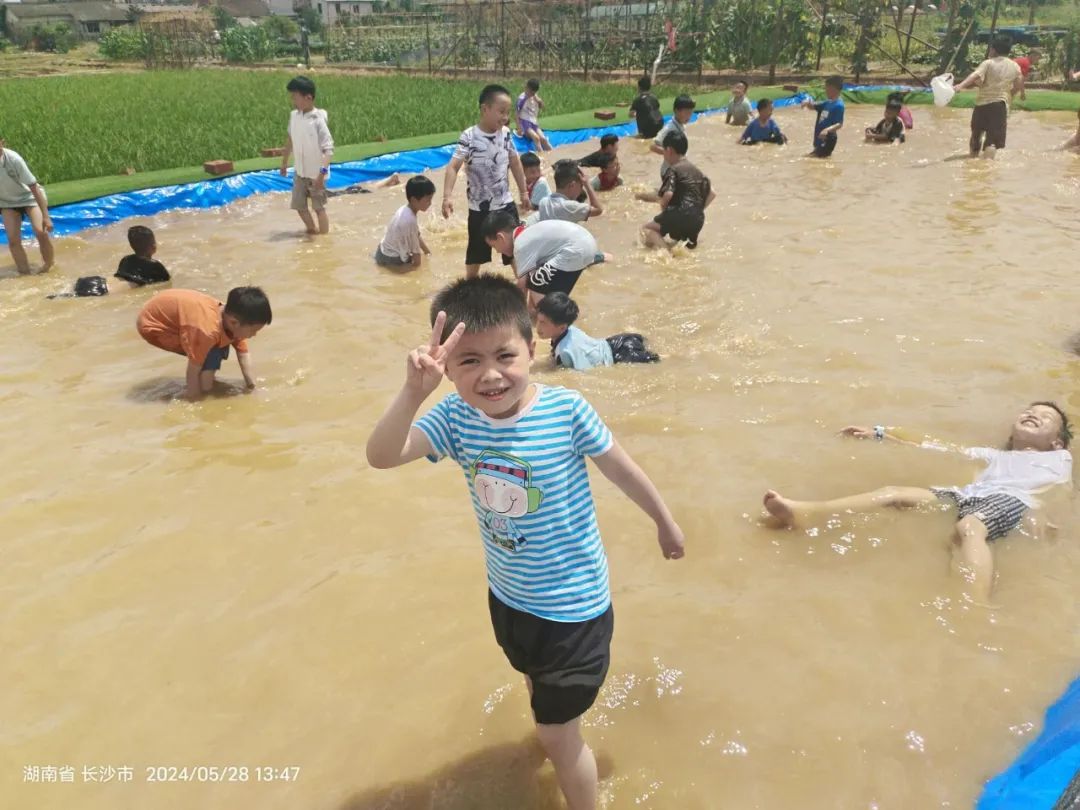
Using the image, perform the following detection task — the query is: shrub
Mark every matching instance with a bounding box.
[27,23,76,54]
[98,26,148,60]
[220,26,279,63]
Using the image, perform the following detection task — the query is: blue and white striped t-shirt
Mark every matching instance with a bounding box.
[414,384,614,623]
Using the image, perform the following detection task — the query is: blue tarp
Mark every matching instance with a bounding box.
[2,93,810,246]
[978,677,1080,810]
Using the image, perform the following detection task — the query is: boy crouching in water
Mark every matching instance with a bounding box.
[137,287,272,401]
[366,274,685,810]
[762,402,1072,603]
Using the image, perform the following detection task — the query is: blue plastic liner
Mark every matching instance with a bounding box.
[978,677,1080,810]
[2,92,809,245]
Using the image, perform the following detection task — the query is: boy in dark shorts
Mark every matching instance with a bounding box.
[483,209,609,311]
[953,36,1023,159]
[641,131,715,250]
[801,75,845,158]
[629,75,664,139]
[442,84,530,279]
[536,292,660,371]
[0,136,54,274]
[136,287,271,401]
[366,274,685,810]
[761,402,1072,604]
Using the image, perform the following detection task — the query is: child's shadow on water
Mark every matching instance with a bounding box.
[267,230,317,243]
[337,737,614,810]
[127,377,248,403]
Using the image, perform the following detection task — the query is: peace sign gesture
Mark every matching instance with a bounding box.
[405,311,466,397]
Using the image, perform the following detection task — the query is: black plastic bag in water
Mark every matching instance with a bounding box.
[48,276,110,299]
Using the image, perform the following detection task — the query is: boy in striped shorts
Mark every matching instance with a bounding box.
[761,402,1072,603]
[367,274,685,810]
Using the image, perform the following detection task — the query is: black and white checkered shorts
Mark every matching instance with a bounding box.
[931,489,1029,541]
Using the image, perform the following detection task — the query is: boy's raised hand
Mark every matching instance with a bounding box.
[406,311,465,397]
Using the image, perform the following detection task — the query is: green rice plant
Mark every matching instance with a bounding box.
[0,72,690,184]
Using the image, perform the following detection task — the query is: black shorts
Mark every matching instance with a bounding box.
[525,264,583,296]
[813,132,838,157]
[488,590,613,725]
[466,203,518,267]
[654,207,705,247]
[970,101,1008,151]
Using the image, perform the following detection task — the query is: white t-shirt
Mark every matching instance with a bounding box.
[288,108,334,179]
[536,192,591,223]
[379,204,421,260]
[654,118,686,176]
[513,219,598,277]
[930,445,1073,506]
[529,177,551,207]
[453,125,517,212]
[517,92,540,124]
[973,57,1022,106]
[0,148,38,208]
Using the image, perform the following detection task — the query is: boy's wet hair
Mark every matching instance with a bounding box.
[526,78,540,92]
[735,79,749,90]
[886,98,903,111]
[405,175,436,201]
[638,75,652,92]
[553,160,581,189]
[480,208,519,241]
[674,95,696,111]
[520,152,542,169]
[756,97,773,112]
[825,75,844,91]
[536,292,579,327]
[431,274,532,343]
[128,225,155,255]
[991,35,1012,56]
[225,286,272,326]
[662,130,689,155]
[479,84,511,107]
[286,76,316,98]
[594,153,615,169]
[600,134,619,149]
[1031,400,1073,448]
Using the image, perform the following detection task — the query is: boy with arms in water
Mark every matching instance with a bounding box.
[739,99,787,145]
[761,402,1072,603]
[640,131,715,250]
[864,97,906,144]
[366,274,685,810]
[375,175,435,269]
[136,287,271,401]
[534,160,603,223]
[443,84,530,279]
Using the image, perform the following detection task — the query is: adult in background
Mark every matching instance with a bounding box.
[953,36,1023,160]
[0,136,54,275]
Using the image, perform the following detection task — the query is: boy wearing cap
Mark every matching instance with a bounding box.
[367,273,685,810]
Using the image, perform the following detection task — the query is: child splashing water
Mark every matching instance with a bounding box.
[761,403,1072,603]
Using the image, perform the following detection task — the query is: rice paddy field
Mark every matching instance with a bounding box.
[0,71,697,185]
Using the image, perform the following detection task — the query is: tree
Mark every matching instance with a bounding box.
[211,5,237,31]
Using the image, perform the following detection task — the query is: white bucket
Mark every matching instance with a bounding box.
[931,73,955,107]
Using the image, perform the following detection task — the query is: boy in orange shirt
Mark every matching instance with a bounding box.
[136,287,272,401]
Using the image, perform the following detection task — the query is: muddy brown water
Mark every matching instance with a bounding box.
[3,104,1080,809]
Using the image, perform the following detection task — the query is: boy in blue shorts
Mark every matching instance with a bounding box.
[366,274,685,810]
[801,75,845,158]
[443,84,530,279]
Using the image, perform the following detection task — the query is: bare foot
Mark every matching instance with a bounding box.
[305,227,319,235]
[39,260,54,273]
[763,490,796,529]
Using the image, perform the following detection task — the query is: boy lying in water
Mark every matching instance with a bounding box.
[762,402,1072,603]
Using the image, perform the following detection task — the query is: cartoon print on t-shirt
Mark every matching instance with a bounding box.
[470,449,544,553]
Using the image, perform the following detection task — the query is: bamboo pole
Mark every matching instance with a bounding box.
[985,0,1003,58]
[902,3,919,64]
[814,0,828,71]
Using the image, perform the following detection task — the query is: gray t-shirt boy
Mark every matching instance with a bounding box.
[0,149,38,209]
